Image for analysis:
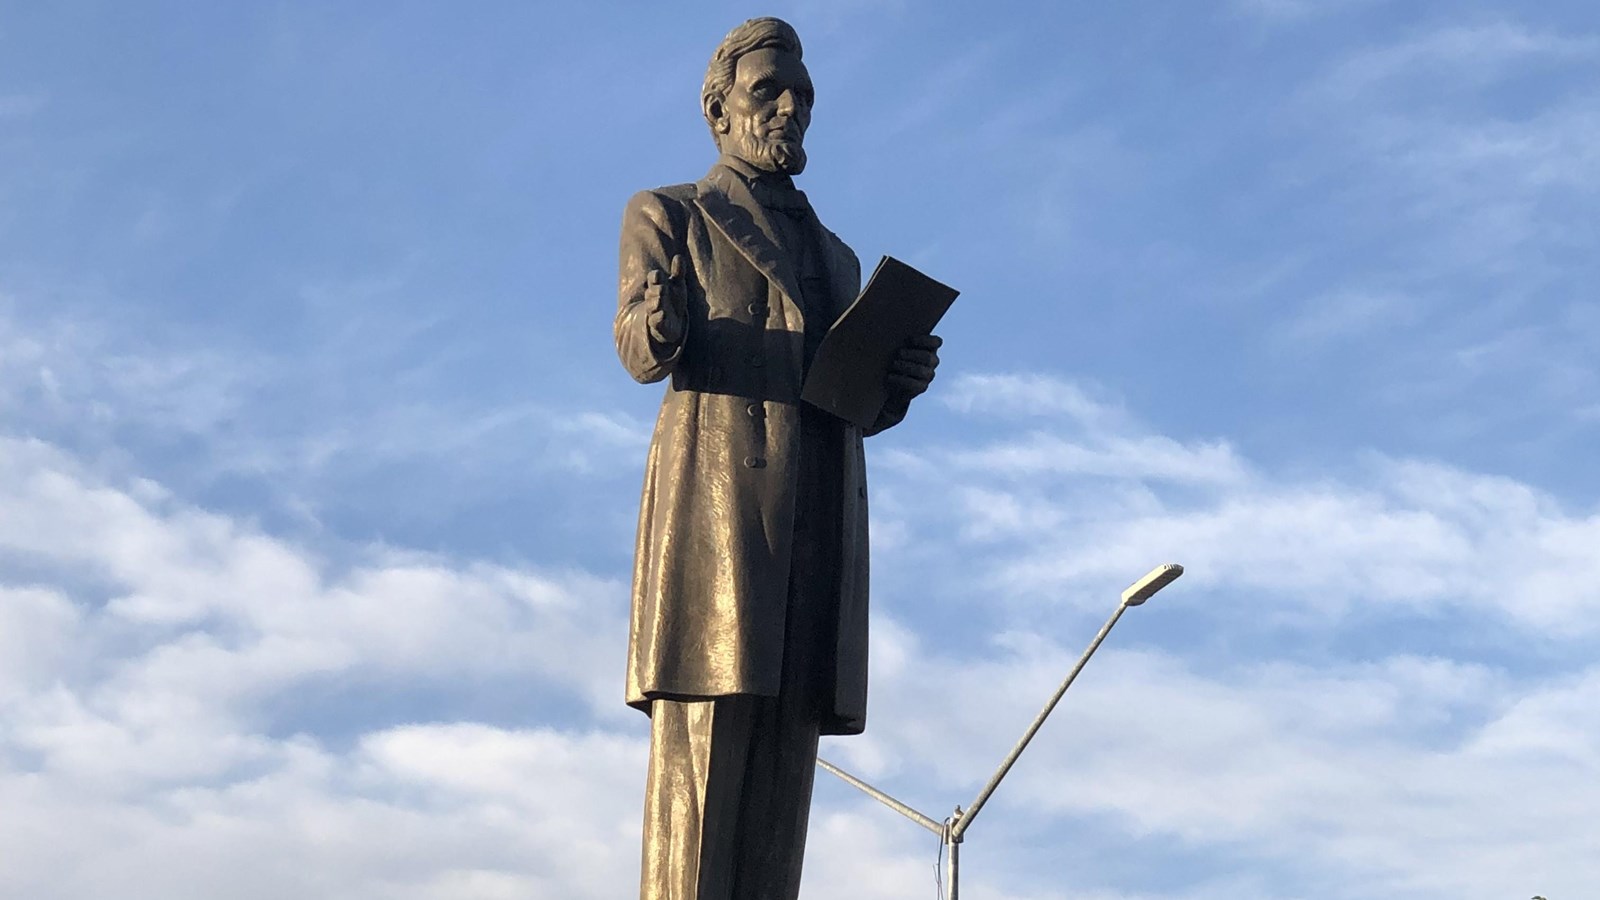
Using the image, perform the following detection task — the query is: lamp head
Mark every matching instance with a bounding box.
[1122,564,1184,606]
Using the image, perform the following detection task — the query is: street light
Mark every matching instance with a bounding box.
[817,563,1184,900]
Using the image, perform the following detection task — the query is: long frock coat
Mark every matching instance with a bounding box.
[615,161,896,736]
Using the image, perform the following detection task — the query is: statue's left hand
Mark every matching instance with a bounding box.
[886,333,942,400]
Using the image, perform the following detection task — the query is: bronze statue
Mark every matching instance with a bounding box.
[614,17,941,899]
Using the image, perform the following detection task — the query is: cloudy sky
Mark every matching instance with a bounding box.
[2,1,1597,897]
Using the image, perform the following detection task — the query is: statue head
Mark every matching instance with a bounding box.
[702,17,813,176]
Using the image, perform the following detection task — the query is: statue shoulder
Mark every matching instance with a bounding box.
[625,182,699,213]
[622,183,702,234]
[653,182,700,203]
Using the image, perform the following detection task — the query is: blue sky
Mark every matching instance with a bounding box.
[1,1,1597,897]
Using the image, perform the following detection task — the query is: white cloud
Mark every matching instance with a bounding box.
[941,373,1132,428]
[0,433,630,775]
[0,724,649,900]
[932,373,1250,487]
[883,375,1600,635]
[836,620,1600,899]
[4,287,1597,896]
[0,586,82,695]
[0,427,660,898]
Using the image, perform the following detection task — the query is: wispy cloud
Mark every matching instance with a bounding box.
[933,373,1250,486]
[836,628,1600,898]
[1272,287,1421,344]
[880,373,1600,636]
[1231,0,1388,22]
[1249,17,1600,454]
[0,296,648,535]
[1302,21,1600,263]
[0,92,47,119]
[1318,23,1598,98]
[0,298,259,439]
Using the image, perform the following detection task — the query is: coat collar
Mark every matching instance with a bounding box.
[695,158,806,310]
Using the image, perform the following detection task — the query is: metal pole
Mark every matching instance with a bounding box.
[815,757,944,835]
[945,820,960,900]
[818,564,1183,891]
[951,601,1129,841]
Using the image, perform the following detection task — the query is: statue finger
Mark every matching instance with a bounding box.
[887,373,931,396]
[890,360,936,381]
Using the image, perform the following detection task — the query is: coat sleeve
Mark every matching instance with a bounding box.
[615,189,689,384]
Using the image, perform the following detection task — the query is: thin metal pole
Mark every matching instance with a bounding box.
[815,757,944,835]
[951,601,1129,841]
[945,827,960,900]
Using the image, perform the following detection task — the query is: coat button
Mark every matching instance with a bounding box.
[746,403,762,417]
[747,303,768,317]
[743,456,766,469]
[748,354,764,367]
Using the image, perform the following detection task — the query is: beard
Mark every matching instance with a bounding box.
[729,117,807,176]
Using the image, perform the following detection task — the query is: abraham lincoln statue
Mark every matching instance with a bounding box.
[614,17,942,899]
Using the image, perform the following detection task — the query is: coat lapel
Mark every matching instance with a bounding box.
[694,171,806,320]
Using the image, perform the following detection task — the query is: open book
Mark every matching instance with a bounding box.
[801,256,959,429]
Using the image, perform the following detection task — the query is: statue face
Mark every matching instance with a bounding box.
[718,47,814,176]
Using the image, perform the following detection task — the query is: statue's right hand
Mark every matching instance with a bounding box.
[645,254,688,345]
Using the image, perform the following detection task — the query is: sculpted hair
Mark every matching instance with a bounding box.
[702,17,804,149]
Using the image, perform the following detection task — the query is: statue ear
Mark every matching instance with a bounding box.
[704,94,729,134]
